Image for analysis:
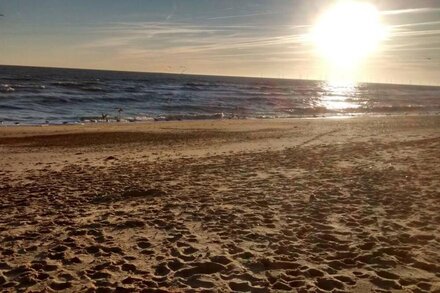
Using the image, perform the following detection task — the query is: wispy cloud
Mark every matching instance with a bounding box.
[392,21,440,28]
[82,22,223,49]
[391,29,440,37]
[81,21,310,60]
[384,46,440,53]
[382,7,440,15]
[206,12,281,20]
[385,17,440,52]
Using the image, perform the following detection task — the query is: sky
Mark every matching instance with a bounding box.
[0,0,439,85]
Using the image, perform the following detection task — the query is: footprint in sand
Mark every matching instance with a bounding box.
[154,263,170,277]
[315,277,345,291]
[136,239,151,249]
[49,280,72,290]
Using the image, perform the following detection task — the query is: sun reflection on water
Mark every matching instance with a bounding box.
[320,80,360,111]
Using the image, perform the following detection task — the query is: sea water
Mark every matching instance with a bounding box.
[1,65,439,125]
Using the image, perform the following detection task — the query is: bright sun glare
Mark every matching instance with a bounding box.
[312,1,388,70]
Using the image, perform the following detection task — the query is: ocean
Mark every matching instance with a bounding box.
[0,65,439,125]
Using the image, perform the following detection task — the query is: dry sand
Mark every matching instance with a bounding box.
[0,116,439,292]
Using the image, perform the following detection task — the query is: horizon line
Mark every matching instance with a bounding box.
[0,63,438,88]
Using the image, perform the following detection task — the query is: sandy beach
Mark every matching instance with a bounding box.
[0,115,439,292]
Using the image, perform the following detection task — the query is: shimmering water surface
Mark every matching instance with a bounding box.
[0,65,439,125]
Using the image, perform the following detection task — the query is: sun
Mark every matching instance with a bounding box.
[311,1,387,70]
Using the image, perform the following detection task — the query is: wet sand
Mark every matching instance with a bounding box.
[1,116,440,292]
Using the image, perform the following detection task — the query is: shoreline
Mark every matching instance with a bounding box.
[1,111,439,128]
[1,111,439,134]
